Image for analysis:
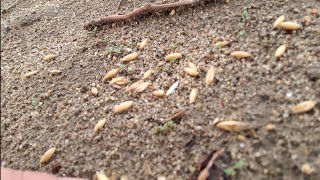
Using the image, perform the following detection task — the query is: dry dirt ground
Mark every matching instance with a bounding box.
[1,0,320,179]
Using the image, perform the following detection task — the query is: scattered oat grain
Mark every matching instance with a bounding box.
[189,88,198,104]
[165,53,182,61]
[230,51,252,59]
[95,171,110,180]
[43,53,57,61]
[121,52,139,62]
[275,44,287,58]
[49,70,62,75]
[103,69,119,82]
[273,15,285,28]
[126,80,144,92]
[184,67,198,77]
[279,22,302,30]
[113,101,133,113]
[138,39,148,50]
[152,90,165,97]
[187,62,197,71]
[109,77,129,85]
[94,119,107,132]
[205,65,215,86]
[40,147,56,164]
[291,100,317,114]
[216,120,249,132]
[134,82,150,93]
[143,70,153,79]
[24,71,38,78]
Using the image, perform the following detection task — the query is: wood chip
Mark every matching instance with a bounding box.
[273,15,285,28]
[91,87,98,96]
[165,53,182,61]
[113,101,133,113]
[169,109,185,124]
[184,67,198,77]
[121,52,139,62]
[216,120,249,132]
[189,88,198,104]
[205,65,215,86]
[43,53,57,61]
[134,82,150,93]
[230,51,252,59]
[94,119,107,132]
[291,100,317,114]
[109,77,129,85]
[152,90,165,97]
[279,22,302,30]
[23,71,38,78]
[126,80,144,92]
[103,68,119,82]
[143,70,153,79]
[166,81,179,96]
[275,44,287,58]
[138,38,148,50]
[49,70,62,75]
[40,147,56,164]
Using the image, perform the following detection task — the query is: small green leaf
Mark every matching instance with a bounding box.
[235,160,245,169]
[242,9,249,22]
[224,168,236,176]
[239,30,246,36]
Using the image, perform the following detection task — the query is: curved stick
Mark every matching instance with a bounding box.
[84,0,199,29]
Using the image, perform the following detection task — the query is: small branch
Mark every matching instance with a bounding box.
[84,0,199,29]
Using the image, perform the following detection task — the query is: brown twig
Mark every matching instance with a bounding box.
[84,0,199,29]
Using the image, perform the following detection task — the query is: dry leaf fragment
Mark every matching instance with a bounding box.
[184,67,198,77]
[189,88,198,104]
[94,119,107,132]
[291,100,317,114]
[279,22,302,30]
[166,81,179,96]
[134,82,150,93]
[152,90,165,97]
[43,53,57,61]
[273,15,285,28]
[121,52,139,62]
[187,62,197,71]
[275,44,287,58]
[103,68,119,82]
[109,77,129,85]
[143,70,153,79]
[95,171,110,180]
[205,65,215,86]
[216,120,249,132]
[40,147,56,164]
[139,39,148,50]
[231,51,252,59]
[165,53,182,61]
[113,101,133,113]
[49,70,62,75]
[24,71,38,78]
[126,80,144,92]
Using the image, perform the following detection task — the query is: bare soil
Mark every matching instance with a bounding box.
[1,0,320,179]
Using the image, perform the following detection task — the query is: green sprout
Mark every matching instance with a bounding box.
[242,9,249,22]
[224,160,246,177]
[151,120,174,135]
